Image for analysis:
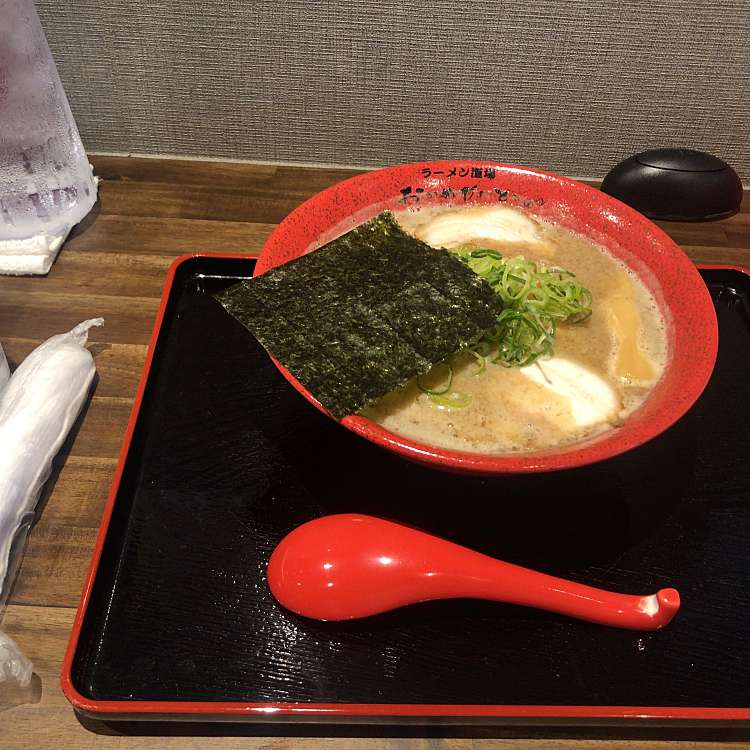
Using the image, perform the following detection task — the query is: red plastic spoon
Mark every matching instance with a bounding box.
[268,514,680,630]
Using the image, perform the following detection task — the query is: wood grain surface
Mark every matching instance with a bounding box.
[0,156,747,750]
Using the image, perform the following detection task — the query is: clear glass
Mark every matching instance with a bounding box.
[0,0,97,241]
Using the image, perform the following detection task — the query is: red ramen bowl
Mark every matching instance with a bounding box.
[255,161,718,474]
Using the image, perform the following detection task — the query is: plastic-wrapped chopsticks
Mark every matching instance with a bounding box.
[0,319,102,685]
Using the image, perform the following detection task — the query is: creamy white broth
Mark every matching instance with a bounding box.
[362,205,668,454]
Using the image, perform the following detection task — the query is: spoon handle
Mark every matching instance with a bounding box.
[434,553,680,630]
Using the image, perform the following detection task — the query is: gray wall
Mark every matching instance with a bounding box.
[37,1,750,179]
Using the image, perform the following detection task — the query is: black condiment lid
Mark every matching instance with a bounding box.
[636,148,728,172]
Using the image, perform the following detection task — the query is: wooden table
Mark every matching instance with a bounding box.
[0,156,747,750]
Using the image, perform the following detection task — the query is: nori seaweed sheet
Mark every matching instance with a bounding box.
[215,212,503,419]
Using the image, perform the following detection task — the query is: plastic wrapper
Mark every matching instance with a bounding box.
[0,343,9,392]
[0,319,102,686]
[0,631,32,686]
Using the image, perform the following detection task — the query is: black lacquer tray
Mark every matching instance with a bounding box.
[62,256,750,732]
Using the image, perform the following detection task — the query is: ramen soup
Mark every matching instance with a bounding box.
[362,205,668,454]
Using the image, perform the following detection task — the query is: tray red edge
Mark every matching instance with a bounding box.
[58,254,750,722]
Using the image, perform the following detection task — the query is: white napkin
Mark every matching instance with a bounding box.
[0,232,68,276]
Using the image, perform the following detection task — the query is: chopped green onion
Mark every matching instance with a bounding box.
[470,248,503,259]
[417,362,453,395]
[469,349,487,375]
[429,391,472,409]
[453,246,592,369]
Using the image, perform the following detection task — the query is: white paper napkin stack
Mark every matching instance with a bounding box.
[0,232,68,276]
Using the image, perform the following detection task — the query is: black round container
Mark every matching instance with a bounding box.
[601,149,743,221]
